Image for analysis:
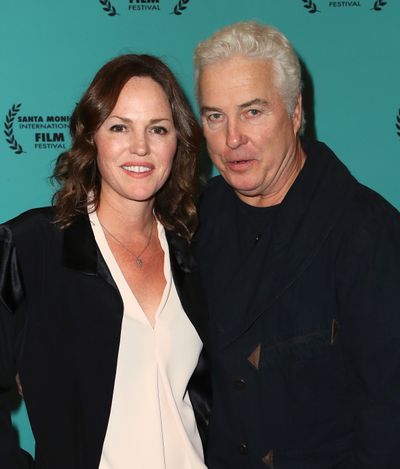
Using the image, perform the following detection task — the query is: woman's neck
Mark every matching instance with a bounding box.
[96,196,155,238]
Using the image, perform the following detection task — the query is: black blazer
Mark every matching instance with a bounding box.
[0,208,210,469]
[197,141,400,469]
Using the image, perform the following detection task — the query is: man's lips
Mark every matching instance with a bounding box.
[225,158,256,170]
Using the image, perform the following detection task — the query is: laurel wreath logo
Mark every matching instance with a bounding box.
[302,0,319,13]
[99,0,118,16]
[171,0,191,15]
[371,0,388,11]
[396,108,400,139]
[4,104,24,155]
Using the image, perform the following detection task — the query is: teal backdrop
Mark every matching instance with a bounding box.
[1,0,399,456]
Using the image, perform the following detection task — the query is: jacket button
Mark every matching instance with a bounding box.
[234,378,246,390]
[239,443,249,455]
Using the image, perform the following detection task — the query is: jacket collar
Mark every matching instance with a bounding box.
[62,214,197,275]
[63,213,98,275]
[62,213,121,292]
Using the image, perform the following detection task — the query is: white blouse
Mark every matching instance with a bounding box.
[89,211,206,469]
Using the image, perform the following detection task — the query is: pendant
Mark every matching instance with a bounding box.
[135,256,143,268]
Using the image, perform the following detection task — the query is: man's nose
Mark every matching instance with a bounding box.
[225,120,247,149]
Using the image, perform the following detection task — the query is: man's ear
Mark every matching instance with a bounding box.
[292,94,303,135]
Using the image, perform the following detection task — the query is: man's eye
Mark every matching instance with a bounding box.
[247,109,261,117]
[110,124,127,132]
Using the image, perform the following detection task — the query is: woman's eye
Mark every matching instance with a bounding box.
[151,126,167,135]
[207,113,223,122]
[110,124,127,132]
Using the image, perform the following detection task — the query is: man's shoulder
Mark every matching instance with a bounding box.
[350,183,400,229]
[305,140,399,223]
[327,180,400,265]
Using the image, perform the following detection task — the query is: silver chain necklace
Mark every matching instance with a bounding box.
[100,219,154,268]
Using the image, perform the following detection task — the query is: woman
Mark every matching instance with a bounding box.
[0,54,210,468]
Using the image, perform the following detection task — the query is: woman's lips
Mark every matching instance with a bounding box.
[121,163,154,176]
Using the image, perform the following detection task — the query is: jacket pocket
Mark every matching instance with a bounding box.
[262,328,332,368]
[260,324,351,424]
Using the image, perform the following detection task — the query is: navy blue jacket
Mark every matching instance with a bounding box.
[197,141,400,468]
[0,209,210,468]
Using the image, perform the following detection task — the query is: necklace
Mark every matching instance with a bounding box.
[100,218,154,268]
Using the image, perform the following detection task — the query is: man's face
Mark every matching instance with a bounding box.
[199,55,303,206]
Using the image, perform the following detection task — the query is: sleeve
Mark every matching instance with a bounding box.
[335,199,400,469]
[0,225,33,468]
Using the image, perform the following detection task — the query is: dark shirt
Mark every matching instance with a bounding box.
[235,195,279,262]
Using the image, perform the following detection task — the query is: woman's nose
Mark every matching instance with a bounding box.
[129,132,149,156]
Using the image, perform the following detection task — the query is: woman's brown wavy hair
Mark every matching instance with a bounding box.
[52,54,201,242]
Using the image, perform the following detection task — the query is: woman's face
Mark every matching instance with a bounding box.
[94,76,177,209]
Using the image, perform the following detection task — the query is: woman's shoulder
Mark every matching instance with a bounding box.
[1,206,57,243]
[5,206,54,225]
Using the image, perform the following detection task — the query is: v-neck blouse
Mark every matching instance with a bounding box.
[89,211,206,469]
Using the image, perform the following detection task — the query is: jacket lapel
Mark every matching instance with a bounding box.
[62,213,117,290]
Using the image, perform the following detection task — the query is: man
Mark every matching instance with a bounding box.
[194,21,400,468]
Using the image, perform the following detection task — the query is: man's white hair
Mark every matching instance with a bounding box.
[194,21,304,132]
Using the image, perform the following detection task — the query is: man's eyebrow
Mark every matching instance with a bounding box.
[200,98,270,115]
[238,98,269,109]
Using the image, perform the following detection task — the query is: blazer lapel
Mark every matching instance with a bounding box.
[62,213,117,290]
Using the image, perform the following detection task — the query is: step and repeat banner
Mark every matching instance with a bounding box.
[1,0,399,455]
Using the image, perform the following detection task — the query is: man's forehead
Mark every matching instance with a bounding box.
[201,55,272,74]
[198,57,276,105]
